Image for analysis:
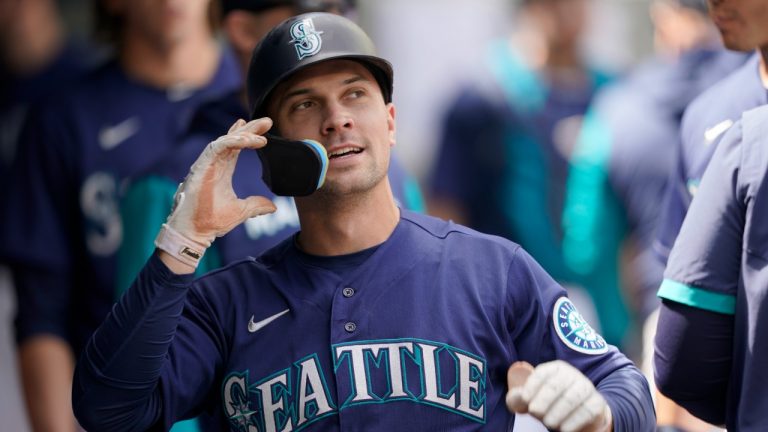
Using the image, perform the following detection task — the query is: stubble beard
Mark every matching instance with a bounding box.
[312,157,387,205]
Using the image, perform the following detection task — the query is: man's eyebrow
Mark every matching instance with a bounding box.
[282,75,370,100]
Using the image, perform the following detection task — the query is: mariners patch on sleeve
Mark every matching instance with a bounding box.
[552,297,608,355]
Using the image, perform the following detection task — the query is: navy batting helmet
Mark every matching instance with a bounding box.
[246,12,393,119]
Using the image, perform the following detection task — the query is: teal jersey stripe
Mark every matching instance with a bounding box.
[658,279,736,315]
[402,177,426,213]
[169,418,200,432]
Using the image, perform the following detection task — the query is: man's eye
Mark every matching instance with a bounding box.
[347,89,366,99]
[293,100,313,111]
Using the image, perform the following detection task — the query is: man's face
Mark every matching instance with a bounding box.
[268,59,396,196]
[109,0,212,47]
[708,0,768,51]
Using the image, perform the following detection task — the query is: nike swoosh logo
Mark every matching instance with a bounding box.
[98,117,140,151]
[703,119,733,145]
[248,309,290,333]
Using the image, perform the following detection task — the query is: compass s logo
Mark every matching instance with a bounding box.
[553,297,608,355]
[289,18,323,60]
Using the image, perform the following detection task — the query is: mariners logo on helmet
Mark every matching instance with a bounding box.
[553,297,608,355]
[290,18,324,60]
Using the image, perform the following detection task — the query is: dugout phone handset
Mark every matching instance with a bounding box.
[257,133,329,196]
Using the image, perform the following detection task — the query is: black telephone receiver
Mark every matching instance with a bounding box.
[257,134,328,196]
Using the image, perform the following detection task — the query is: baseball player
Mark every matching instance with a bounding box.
[654,103,768,431]
[0,1,241,430]
[73,13,654,431]
[116,0,426,299]
[654,0,768,264]
[561,0,747,352]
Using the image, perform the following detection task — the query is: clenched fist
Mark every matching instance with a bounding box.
[506,360,612,432]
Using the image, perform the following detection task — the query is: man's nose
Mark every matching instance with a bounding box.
[321,102,353,135]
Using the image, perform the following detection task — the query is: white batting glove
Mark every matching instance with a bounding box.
[506,360,612,432]
[155,118,277,268]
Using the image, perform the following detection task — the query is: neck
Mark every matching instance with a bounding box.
[294,179,400,256]
[760,47,768,89]
[545,44,582,70]
[120,30,220,89]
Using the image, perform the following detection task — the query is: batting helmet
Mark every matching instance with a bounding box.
[246,12,393,119]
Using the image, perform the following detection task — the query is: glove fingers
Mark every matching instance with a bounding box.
[541,375,593,429]
[526,362,574,418]
[559,392,607,432]
[521,361,558,399]
[209,133,268,157]
[238,117,273,135]
[228,118,246,133]
[214,196,277,236]
[242,196,278,219]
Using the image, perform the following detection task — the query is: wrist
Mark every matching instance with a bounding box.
[154,223,208,270]
[157,250,197,275]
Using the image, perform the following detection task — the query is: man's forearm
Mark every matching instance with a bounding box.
[73,252,194,431]
[598,366,656,432]
[19,335,78,432]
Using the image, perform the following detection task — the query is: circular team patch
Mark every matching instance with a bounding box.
[552,297,608,355]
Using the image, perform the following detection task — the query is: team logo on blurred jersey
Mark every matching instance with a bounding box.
[289,18,323,60]
[553,297,608,355]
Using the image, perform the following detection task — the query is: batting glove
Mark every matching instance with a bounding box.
[506,360,612,432]
[155,118,277,268]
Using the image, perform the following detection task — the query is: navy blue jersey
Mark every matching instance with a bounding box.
[0,51,242,354]
[655,52,768,262]
[657,104,768,431]
[74,211,653,431]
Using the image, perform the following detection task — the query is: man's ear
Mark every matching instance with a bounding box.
[387,103,396,148]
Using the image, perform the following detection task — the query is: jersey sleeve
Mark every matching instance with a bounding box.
[658,120,747,315]
[0,102,79,344]
[73,252,218,431]
[507,247,654,431]
[508,247,633,377]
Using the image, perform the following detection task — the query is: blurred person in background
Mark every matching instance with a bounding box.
[654,0,768,265]
[652,0,768,429]
[559,0,745,430]
[0,0,97,196]
[654,103,768,431]
[427,0,620,345]
[1,2,98,431]
[0,0,241,430]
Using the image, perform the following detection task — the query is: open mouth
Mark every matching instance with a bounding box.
[328,147,363,159]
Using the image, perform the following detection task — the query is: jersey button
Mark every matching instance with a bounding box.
[344,322,357,333]
[342,287,355,298]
